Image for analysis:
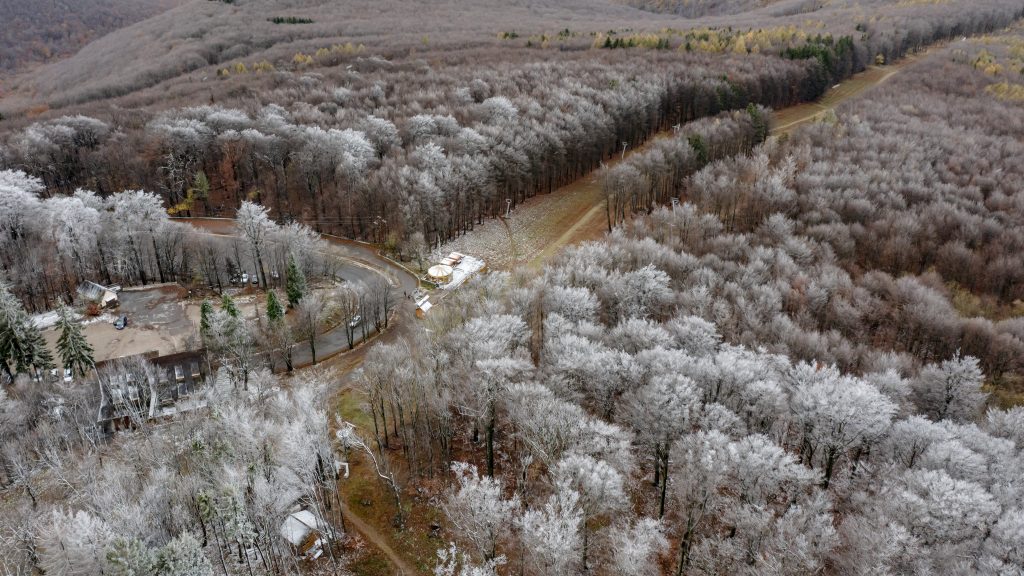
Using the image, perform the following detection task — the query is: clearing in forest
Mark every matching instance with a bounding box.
[434,51,928,271]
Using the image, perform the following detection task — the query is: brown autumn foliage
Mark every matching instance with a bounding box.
[0,0,184,75]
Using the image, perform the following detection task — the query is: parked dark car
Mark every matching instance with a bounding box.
[114,315,128,330]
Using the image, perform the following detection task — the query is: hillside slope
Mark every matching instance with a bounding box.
[0,0,980,116]
[613,0,793,18]
[4,0,1015,117]
[0,0,686,112]
[0,0,184,75]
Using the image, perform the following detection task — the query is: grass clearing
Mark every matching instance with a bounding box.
[333,387,443,575]
[433,172,606,271]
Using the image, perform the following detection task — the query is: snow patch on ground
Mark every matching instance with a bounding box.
[30,311,62,329]
[440,255,486,290]
[33,310,118,329]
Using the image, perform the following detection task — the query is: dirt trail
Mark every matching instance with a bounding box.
[531,196,607,269]
[536,53,929,260]
[771,48,929,134]
[341,500,418,575]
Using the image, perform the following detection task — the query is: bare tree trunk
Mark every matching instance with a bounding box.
[486,403,496,477]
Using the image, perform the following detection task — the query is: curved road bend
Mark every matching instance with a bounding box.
[178,217,420,369]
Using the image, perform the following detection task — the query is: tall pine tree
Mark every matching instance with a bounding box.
[285,255,306,308]
[56,307,94,378]
[199,300,214,339]
[0,282,23,379]
[264,289,294,372]
[0,282,55,378]
[23,327,55,377]
[106,538,155,576]
[266,290,284,323]
[220,294,240,318]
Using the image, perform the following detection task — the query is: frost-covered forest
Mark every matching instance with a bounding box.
[2,0,1024,575]
[390,34,1024,575]
[600,41,1024,397]
[0,170,337,312]
[2,0,1019,251]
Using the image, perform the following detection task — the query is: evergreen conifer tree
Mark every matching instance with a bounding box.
[266,290,284,323]
[106,538,155,576]
[220,294,240,318]
[156,532,213,576]
[199,300,214,339]
[285,255,306,308]
[24,328,55,376]
[0,283,55,378]
[56,307,94,378]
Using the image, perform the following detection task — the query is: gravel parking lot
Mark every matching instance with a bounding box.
[43,284,195,367]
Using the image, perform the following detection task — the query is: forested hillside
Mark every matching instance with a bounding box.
[1,0,1019,115]
[1,1,1023,575]
[599,35,1024,403]
[0,0,184,75]
[378,34,1024,574]
[614,0,791,18]
[0,0,1019,312]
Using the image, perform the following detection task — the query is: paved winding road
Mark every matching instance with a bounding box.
[179,217,420,368]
